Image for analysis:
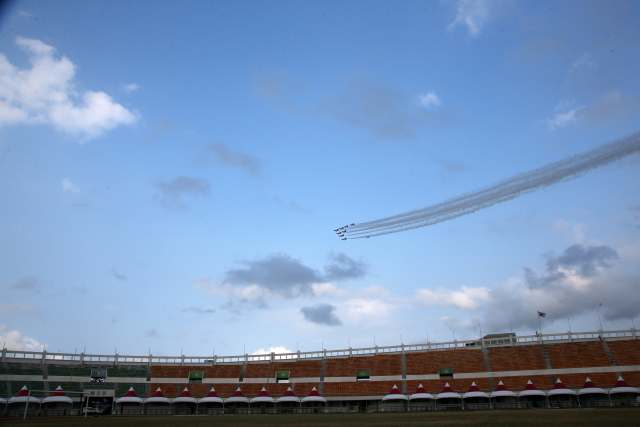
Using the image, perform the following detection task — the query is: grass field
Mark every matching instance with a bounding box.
[3,409,639,427]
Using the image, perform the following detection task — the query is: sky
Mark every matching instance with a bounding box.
[1,0,639,358]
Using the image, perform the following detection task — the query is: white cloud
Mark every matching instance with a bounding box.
[546,102,583,130]
[311,282,349,298]
[62,177,80,193]
[0,324,44,351]
[418,91,442,108]
[0,37,139,140]
[416,286,490,311]
[122,83,140,93]
[448,0,493,37]
[252,345,292,356]
[0,302,38,315]
[571,53,595,71]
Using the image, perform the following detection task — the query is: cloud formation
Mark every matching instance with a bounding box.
[62,178,80,193]
[111,267,126,281]
[448,0,496,37]
[206,142,262,177]
[547,91,640,130]
[0,324,44,350]
[0,302,38,315]
[0,37,139,139]
[153,176,211,210]
[11,276,39,291]
[181,307,216,315]
[300,303,342,326]
[416,244,640,333]
[196,252,367,305]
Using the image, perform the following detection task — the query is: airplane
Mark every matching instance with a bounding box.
[365,236,370,238]
[334,229,339,232]
[342,238,347,240]
[351,223,355,226]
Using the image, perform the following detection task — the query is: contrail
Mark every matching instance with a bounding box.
[336,131,640,239]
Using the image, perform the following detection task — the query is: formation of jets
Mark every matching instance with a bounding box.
[334,223,356,240]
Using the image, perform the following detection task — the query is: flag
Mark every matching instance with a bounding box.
[537,311,546,318]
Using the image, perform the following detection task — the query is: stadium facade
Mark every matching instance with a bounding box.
[1,328,639,416]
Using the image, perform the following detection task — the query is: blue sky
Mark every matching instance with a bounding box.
[1,0,639,357]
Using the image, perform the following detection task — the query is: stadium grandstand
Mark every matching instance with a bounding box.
[1,328,639,417]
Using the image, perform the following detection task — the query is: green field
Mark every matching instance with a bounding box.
[3,409,639,427]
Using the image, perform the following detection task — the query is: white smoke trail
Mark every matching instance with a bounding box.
[340,131,640,239]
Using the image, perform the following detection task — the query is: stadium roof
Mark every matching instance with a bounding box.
[9,386,41,403]
[577,377,607,396]
[42,386,73,404]
[173,387,197,404]
[145,387,171,404]
[225,387,249,404]
[199,387,223,404]
[116,387,143,403]
[436,382,461,400]
[518,380,546,397]
[490,381,517,398]
[547,378,577,396]
[382,384,408,401]
[609,376,640,395]
[409,383,435,400]
[276,387,300,403]
[250,387,275,404]
[301,386,326,403]
[463,381,489,399]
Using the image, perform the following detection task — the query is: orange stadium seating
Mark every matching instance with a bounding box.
[202,364,243,378]
[545,342,610,369]
[405,349,486,375]
[552,372,618,390]
[618,371,640,387]
[607,340,640,366]
[243,362,271,378]
[488,346,547,371]
[324,354,402,377]
[150,383,177,397]
[269,360,322,378]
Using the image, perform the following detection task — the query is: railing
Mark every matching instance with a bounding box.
[1,328,636,367]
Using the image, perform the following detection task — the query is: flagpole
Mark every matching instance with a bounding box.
[537,312,543,339]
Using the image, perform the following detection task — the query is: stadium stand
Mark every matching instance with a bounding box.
[607,340,640,366]
[1,329,638,417]
[488,346,547,371]
[405,349,486,375]
[324,354,402,377]
[545,342,611,368]
[269,360,322,378]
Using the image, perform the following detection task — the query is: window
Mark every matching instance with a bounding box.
[189,371,204,383]
[356,371,370,381]
[439,368,453,379]
[276,371,290,383]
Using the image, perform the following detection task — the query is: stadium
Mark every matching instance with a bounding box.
[1,327,639,419]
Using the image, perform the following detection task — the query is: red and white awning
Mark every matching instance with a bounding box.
[225,387,250,404]
[577,377,607,396]
[9,386,41,404]
[409,383,435,400]
[547,378,577,396]
[463,381,489,399]
[518,380,547,397]
[199,387,223,404]
[173,387,197,404]
[276,387,300,403]
[250,387,275,404]
[490,381,517,398]
[145,387,171,404]
[116,387,143,404]
[301,386,326,403]
[42,386,73,404]
[436,382,461,400]
[382,384,408,401]
[609,376,639,395]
